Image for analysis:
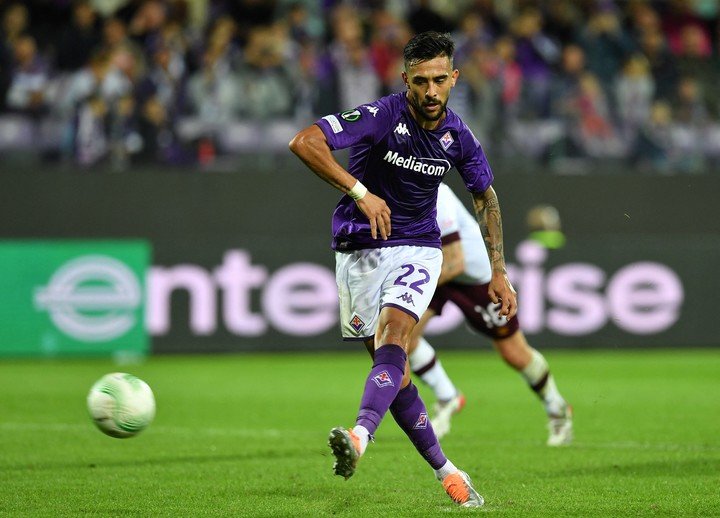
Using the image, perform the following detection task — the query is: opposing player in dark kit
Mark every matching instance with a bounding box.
[408,183,573,445]
[290,32,517,507]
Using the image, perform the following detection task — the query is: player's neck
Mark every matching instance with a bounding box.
[406,96,446,131]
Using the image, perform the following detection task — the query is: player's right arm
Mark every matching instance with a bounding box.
[289,124,391,240]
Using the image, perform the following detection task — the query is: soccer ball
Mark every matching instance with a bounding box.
[87,372,156,438]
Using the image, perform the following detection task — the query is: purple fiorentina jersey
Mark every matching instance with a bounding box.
[315,92,494,251]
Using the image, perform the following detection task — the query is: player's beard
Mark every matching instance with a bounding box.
[408,93,447,123]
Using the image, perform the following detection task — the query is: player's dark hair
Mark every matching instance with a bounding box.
[403,31,455,68]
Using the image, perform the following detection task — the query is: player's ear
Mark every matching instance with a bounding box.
[451,68,459,87]
[401,71,409,88]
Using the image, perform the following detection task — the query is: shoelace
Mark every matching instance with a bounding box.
[443,475,470,503]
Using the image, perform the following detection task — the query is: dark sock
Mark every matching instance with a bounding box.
[390,382,447,470]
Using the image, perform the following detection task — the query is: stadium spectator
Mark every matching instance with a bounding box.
[577,4,635,100]
[0,0,717,170]
[568,72,625,159]
[452,10,494,66]
[55,0,102,72]
[550,43,586,113]
[615,53,655,142]
[368,8,412,95]
[186,16,239,124]
[543,0,582,46]
[127,0,168,51]
[675,24,719,115]
[235,24,295,119]
[638,28,679,102]
[101,16,139,55]
[5,35,50,117]
[510,7,561,119]
[631,99,675,173]
[0,3,30,110]
[407,0,452,35]
[0,3,30,51]
[660,0,714,57]
[671,76,709,173]
[321,6,381,111]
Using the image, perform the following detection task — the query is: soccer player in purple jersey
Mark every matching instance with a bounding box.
[408,183,573,446]
[289,31,517,508]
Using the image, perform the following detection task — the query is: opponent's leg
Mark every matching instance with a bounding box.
[494,331,573,446]
[409,336,464,439]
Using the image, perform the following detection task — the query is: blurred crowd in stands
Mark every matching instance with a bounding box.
[1,0,720,173]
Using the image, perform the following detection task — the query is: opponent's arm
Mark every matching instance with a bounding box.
[438,240,464,285]
[472,187,517,319]
[289,124,391,240]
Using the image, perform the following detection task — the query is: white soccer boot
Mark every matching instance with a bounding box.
[431,393,466,440]
[441,470,484,508]
[547,404,573,446]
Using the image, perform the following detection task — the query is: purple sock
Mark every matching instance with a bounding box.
[355,344,407,436]
[390,382,447,470]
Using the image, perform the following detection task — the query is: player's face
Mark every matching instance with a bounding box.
[403,56,459,128]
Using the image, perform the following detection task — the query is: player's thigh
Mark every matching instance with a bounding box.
[378,246,442,324]
[449,282,520,340]
[335,249,385,340]
[376,304,419,349]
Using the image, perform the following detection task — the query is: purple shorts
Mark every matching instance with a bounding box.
[429,281,520,339]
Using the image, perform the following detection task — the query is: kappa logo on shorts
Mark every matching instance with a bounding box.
[373,370,395,388]
[396,292,415,306]
[349,314,365,333]
[413,412,429,429]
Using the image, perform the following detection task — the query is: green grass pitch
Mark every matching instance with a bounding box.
[0,349,718,517]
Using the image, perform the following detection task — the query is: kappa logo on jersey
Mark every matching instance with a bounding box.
[340,109,361,122]
[349,314,365,333]
[364,105,379,117]
[396,292,415,306]
[383,151,450,177]
[394,122,411,136]
[439,131,454,150]
[413,412,429,429]
[373,370,395,388]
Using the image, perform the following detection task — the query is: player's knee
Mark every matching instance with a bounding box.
[378,320,414,350]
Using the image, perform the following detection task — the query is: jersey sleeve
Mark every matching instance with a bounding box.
[314,99,392,151]
[456,126,494,193]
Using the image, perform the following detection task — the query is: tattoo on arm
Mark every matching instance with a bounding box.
[473,188,506,273]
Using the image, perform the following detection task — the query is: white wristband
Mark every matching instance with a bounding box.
[347,180,367,201]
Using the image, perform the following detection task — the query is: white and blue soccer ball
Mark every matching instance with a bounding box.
[87,372,156,438]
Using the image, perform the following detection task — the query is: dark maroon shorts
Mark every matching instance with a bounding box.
[429,281,520,339]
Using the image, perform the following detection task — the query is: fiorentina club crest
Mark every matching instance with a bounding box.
[439,131,454,151]
[413,412,429,429]
[349,314,365,333]
[373,370,395,388]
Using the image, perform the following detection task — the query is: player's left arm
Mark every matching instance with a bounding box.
[472,187,518,319]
